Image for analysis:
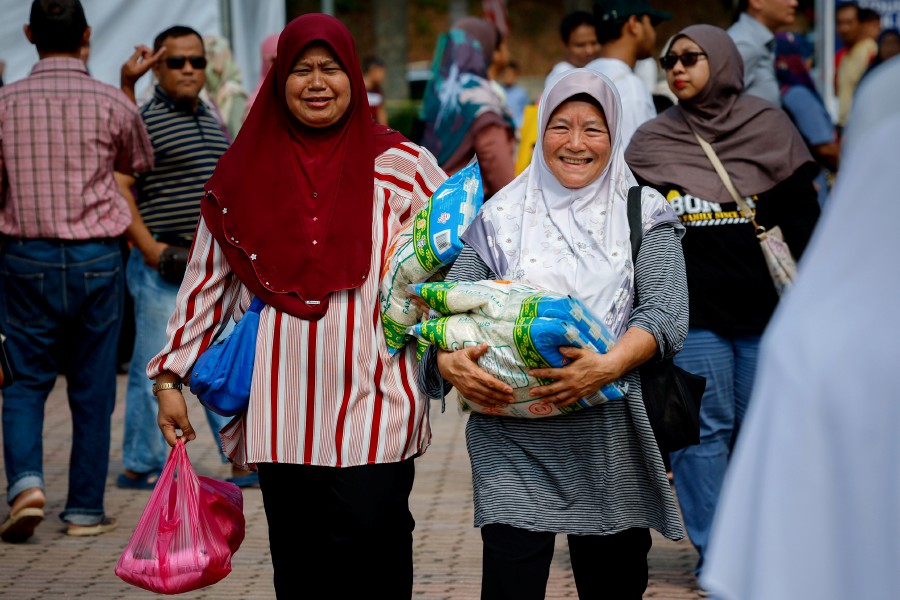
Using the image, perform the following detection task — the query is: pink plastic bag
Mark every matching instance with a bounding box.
[115,439,245,594]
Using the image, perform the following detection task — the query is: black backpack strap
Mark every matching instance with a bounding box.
[626,185,643,263]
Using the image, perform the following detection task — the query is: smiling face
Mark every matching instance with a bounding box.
[284,42,352,128]
[665,36,711,103]
[542,99,612,189]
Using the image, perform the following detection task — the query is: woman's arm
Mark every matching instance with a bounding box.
[149,216,243,445]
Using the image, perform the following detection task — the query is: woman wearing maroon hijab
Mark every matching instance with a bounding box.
[147,14,447,597]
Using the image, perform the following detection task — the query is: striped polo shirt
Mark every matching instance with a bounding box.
[136,86,230,243]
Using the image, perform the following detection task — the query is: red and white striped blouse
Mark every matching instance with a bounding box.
[147,142,447,469]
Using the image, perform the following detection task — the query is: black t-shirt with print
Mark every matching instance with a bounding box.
[637,167,820,336]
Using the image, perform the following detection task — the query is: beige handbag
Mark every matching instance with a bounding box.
[690,129,797,296]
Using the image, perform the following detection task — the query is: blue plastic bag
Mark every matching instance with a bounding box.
[190,298,265,417]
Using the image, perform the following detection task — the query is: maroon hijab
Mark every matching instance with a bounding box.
[203,14,405,320]
[625,25,814,203]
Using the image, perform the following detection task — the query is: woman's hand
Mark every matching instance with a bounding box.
[436,344,515,408]
[528,347,625,408]
[156,375,196,446]
[141,240,169,269]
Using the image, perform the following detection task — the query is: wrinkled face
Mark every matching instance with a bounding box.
[665,36,711,103]
[564,23,601,68]
[755,0,798,30]
[154,34,206,104]
[542,99,612,189]
[284,42,351,129]
[836,7,860,45]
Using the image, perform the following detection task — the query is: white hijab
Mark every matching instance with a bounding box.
[463,68,678,336]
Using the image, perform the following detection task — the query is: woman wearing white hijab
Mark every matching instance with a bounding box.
[420,68,688,598]
[701,58,900,600]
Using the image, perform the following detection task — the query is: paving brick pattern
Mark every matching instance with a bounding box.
[0,377,703,598]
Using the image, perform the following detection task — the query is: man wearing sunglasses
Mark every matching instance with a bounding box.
[114,26,237,492]
[586,0,671,147]
[728,0,799,107]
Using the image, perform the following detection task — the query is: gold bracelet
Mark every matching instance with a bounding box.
[152,381,183,396]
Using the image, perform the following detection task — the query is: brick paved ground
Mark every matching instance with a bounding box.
[0,376,703,599]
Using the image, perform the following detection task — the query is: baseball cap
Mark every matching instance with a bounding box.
[594,0,672,27]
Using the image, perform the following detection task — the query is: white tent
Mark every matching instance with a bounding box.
[0,0,284,96]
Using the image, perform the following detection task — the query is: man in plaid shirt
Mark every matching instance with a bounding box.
[0,0,153,543]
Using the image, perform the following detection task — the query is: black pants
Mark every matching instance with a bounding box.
[480,524,652,600]
[257,459,416,599]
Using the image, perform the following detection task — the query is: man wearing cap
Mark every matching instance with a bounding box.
[586,0,671,146]
[728,0,799,107]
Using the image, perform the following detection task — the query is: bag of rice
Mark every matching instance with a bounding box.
[409,280,618,355]
[409,313,627,418]
[379,161,484,355]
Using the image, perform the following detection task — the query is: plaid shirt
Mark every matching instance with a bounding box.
[0,58,153,240]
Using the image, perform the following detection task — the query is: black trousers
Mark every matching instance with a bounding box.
[480,524,652,600]
[257,459,416,599]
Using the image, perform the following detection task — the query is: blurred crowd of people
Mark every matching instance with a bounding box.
[1,0,898,599]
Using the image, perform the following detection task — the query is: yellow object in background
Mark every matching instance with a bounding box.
[515,104,539,175]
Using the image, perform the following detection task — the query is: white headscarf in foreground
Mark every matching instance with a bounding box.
[701,57,900,600]
[462,68,679,337]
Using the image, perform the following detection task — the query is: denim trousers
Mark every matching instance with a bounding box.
[670,328,761,575]
[122,250,230,474]
[0,238,122,525]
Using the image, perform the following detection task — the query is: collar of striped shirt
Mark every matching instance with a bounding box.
[150,84,209,115]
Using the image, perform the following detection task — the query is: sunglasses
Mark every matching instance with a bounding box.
[659,52,708,71]
[164,55,207,70]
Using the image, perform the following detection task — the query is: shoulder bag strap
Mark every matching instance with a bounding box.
[627,185,643,264]
[688,127,764,232]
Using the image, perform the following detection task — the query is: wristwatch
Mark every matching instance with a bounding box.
[152,381,183,396]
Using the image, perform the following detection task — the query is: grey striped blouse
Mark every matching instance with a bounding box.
[419,223,687,539]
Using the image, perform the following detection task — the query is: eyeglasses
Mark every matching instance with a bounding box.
[164,56,207,70]
[659,52,707,70]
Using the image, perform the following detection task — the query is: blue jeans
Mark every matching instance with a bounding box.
[0,238,122,526]
[122,250,230,474]
[669,328,761,576]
